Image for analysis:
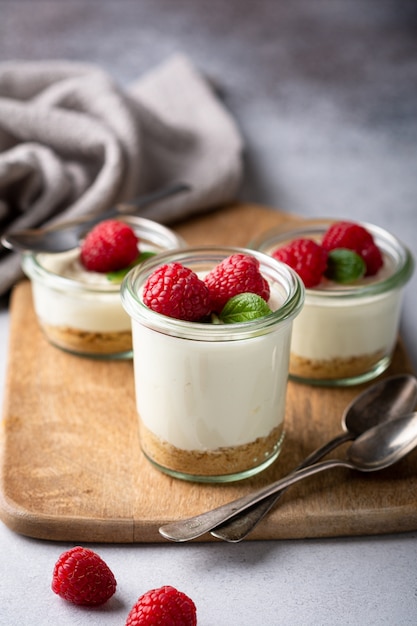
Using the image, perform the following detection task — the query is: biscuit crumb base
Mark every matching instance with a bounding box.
[290,349,386,381]
[139,420,284,478]
[41,323,132,355]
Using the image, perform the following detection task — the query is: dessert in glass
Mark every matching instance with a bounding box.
[121,246,304,482]
[251,219,414,386]
[22,216,185,359]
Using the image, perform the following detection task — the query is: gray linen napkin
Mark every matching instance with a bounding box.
[0,53,243,296]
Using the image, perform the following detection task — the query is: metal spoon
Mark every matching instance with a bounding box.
[212,373,417,542]
[159,411,417,542]
[1,181,190,253]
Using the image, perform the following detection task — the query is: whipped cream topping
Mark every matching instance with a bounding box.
[38,249,130,287]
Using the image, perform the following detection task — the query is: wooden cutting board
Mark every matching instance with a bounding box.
[1,203,416,543]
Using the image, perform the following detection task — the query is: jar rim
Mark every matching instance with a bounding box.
[249,218,414,298]
[121,246,305,341]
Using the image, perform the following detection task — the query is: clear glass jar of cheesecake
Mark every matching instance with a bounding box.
[121,246,304,482]
[251,218,414,386]
[22,217,185,359]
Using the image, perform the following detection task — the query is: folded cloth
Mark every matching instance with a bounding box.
[0,53,243,296]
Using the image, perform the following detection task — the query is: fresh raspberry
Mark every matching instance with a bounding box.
[125,585,197,626]
[80,219,139,273]
[322,221,373,253]
[51,546,117,606]
[322,221,383,276]
[272,238,328,288]
[357,242,383,276]
[204,253,270,312]
[143,262,211,321]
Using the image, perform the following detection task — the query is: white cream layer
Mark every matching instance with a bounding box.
[290,255,402,361]
[131,284,292,451]
[32,282,130,332]
[291,288,403,361]
[32,250,130,332]
[132,320,291,451]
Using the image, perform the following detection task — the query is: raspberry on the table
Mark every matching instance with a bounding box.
[322,221,383,276]
[80,219,139,273]
[143,262,211,321]
[272,238,328,287]
[51,546,117,606]
[125,585,197,626]
[204,253,270,312]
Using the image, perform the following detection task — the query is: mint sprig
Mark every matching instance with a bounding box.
[325,248,366,284]
[219,293,272,324]
[106,251,156,283]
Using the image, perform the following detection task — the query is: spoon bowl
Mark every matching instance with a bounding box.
[1,182,190,253]
[159,411,417,542]
[212,374,417,542]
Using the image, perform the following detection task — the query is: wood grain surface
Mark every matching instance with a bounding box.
[0,203,416,543]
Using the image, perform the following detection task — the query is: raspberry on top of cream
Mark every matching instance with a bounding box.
[272,220,384,289]
[35,218,150,290]
[80,219,140,273]
[142,253,273,324]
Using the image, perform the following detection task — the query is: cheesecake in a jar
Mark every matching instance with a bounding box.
[251,219,414,386]
[121,247,304,482]
[22,216,185,358]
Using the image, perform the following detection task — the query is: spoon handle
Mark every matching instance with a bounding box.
[159,457,353,542]
[71,182,191,234]
[211,430,354,542]
[118,182,191,212]
[1,181,190,252]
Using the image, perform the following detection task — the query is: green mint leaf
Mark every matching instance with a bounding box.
[325,248,366,284]
[106,251,156,283]
[219,292,272,324]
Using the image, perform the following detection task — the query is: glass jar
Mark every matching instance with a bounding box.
[251,219,414,386]
[22,216,185,359]
[121,246,304,482]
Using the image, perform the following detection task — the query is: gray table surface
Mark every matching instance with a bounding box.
[1,2,417,624]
